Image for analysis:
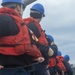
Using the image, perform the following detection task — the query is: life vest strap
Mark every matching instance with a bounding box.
[0,44,19,47]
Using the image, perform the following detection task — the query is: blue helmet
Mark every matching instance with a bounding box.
[58,51,62,56]
[47,35,54,42]
[1,0,24,6]
[64,55,70,61]
[30,3,45,17]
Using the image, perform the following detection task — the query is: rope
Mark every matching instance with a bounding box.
[2,62,39,70]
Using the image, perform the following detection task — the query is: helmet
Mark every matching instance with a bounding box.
[31,3,45,17]
[1,0,24,6]
[47,35,54,42]
[64,55,70,61]
[58,51,62,56]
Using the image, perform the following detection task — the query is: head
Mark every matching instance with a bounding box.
[58,51,62,56]
[30,3,45,23]
[64,55,70,62]
[1,0,26,16]
[47,35,54,42]
[46,35,54,46]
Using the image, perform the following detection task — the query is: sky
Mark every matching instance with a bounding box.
[0,0,75,64]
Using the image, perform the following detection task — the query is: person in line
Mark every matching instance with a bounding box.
[55,52,73,75]
[64,55,70,62]
[47,35,59,75]
[23,4,58,75]
[64,55,73,75]
[0,0,44,75]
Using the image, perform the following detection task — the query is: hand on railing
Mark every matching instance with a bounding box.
[0,65,4,69]
[34,57,44,63]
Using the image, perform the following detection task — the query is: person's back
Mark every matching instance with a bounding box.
[0,0,28,68]
[24,17,48,46]
[64,55,73,75]
[56,55,73,75]
[24,14,50,75]
[24,4,58,73]
[46,35,58,75]
[0,0,44,75]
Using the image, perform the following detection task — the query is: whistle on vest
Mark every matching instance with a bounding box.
[29,29,38,42]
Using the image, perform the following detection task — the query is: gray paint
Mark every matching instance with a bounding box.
[72,67,75,75]
[23,0,37,6]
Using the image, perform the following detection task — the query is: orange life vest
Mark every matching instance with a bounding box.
[56,56,67,72]
[48,58,57,67]
[23,17,48,45]
[0,7,42,57]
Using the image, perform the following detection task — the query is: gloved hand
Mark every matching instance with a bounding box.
[48,48,54,56]
[34,57,45,63]
[0,65,4,69]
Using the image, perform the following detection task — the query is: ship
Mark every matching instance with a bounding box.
[71,64,75,75]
